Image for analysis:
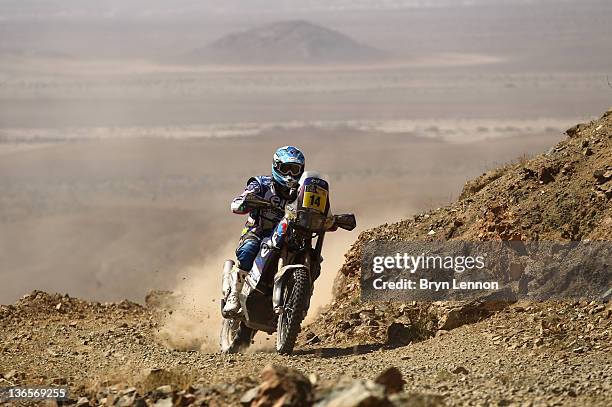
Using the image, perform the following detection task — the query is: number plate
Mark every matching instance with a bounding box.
[303,187,328,213]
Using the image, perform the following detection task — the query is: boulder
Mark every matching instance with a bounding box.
[374,367,405,395]
[315,380,392,407]
[385,322,419,346]
[242,364,312,407]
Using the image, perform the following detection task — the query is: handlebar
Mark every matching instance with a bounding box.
[331,213,357,231]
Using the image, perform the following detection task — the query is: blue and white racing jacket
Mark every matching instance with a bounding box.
[231,176,288,238]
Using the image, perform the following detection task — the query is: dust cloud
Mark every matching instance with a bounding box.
[152,203,396,341]
[155,206,406,351]
[156,240,235,352]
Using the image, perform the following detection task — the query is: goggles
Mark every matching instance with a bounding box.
[274,161,303,177]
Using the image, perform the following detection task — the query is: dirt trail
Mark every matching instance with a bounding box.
[1,291,610,406]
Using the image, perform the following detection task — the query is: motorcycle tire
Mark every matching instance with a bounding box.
[276,267,309,355]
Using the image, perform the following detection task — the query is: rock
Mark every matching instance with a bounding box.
[156,385,172,394]
[437,294,514,331]
[3,369,17,380]
[305,331,321,345]
[133,398,147,407]
[141,369,181,394]
[566,124,584,137]
[51,377,67,386]
[316,380,392,407]
[538,166,555,184]
[308,373,319,386]
[386,322,419,346]
[116,394,136,407]
[560,163,572,175]
[449,365,469,375]
[75,397,90,407]
[596,183,612,199]
[601,287,612,301]
[374,367,405,395]
[175,393,196,406]
[593,169,612,184]
[240,387,259,405]
[521,167,537,180]
[117,299,140,310]
[153,398,173,407]
[121,387,137,396]
[244,364,313,407]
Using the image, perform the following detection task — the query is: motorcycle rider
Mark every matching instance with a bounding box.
[223,146,305,315]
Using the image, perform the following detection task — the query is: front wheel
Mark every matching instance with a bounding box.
[220,318,254,354]
[276,268,310,355]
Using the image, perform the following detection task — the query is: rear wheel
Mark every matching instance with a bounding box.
[220,318,254,354]
[276,268,309,355]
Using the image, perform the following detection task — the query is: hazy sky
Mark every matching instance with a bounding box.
[0,0,571,19]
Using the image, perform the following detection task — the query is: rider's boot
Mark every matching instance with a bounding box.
[223,266,246,315]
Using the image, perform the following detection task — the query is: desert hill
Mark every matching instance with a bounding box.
[186,20,389,65]
[306,108,611,348]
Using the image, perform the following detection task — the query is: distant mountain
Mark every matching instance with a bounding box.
[185,20,389,65]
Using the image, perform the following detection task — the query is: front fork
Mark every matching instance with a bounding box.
[220,259,236,318]
[221,259,235,299]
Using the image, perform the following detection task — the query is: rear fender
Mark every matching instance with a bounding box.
[273,264,308,310]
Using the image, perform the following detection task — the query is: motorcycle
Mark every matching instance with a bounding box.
[219,171,356,355]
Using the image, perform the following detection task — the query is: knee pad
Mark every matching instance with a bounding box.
[236,241,260,271]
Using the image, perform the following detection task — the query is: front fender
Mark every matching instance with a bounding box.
[273,264,308,310]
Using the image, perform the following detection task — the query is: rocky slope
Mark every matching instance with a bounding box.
[304,108,611,348]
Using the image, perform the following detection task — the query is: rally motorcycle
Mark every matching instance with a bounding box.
[219,171,356,355]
